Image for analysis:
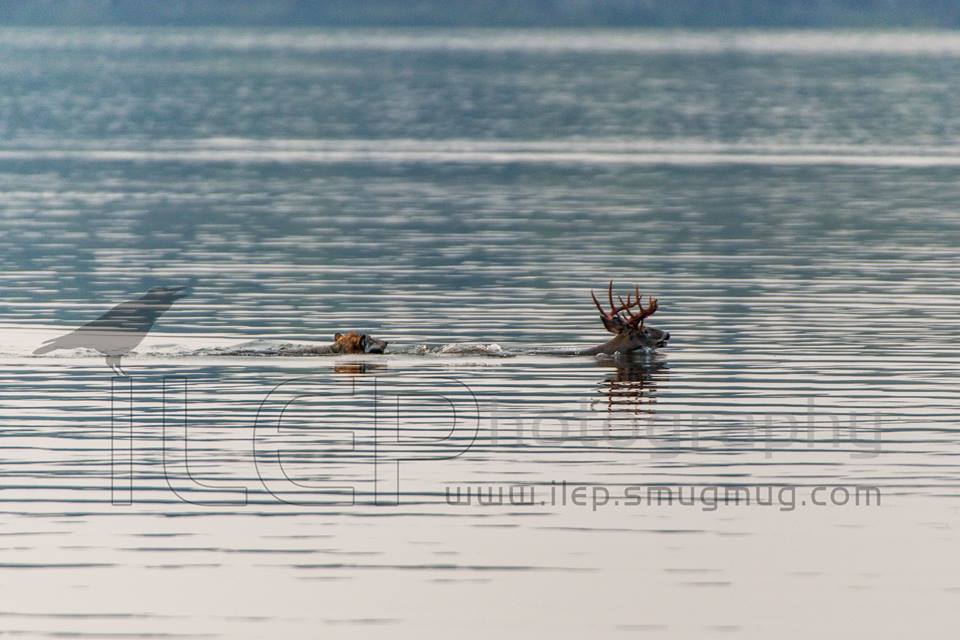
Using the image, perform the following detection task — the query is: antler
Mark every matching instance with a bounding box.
[590,281,658,331]
[592,281,637,317]
[624,293,658,327]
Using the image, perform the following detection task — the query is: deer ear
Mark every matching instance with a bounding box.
[600,314,622,334]
[334,333,342,341]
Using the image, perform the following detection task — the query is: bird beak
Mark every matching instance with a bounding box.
[170,286,189,299]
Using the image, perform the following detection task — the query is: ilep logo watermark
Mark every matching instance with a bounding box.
[107,373,884,509]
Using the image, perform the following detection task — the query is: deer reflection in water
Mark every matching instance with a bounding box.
[592,356,668,415]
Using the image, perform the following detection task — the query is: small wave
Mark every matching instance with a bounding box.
[436,343,509,356]
[178,340,335,357]
[20,347,104,358]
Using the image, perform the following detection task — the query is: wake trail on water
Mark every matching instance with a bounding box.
[176,340,522,358]
[13,340,672,360]
[16,335,659,360]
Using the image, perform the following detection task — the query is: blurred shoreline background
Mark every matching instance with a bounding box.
[2,0,960,29]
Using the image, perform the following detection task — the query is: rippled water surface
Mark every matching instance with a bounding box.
[2,28,960,638]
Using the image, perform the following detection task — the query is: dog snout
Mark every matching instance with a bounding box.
[365,338,387,354]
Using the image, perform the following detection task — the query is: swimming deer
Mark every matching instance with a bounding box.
[580,282,670,356]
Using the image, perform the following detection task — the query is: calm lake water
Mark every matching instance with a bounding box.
[2,28,960,638]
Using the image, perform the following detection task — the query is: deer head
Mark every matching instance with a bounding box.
[584,281,670,356]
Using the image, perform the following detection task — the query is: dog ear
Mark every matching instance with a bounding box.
[334,332,342,341]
